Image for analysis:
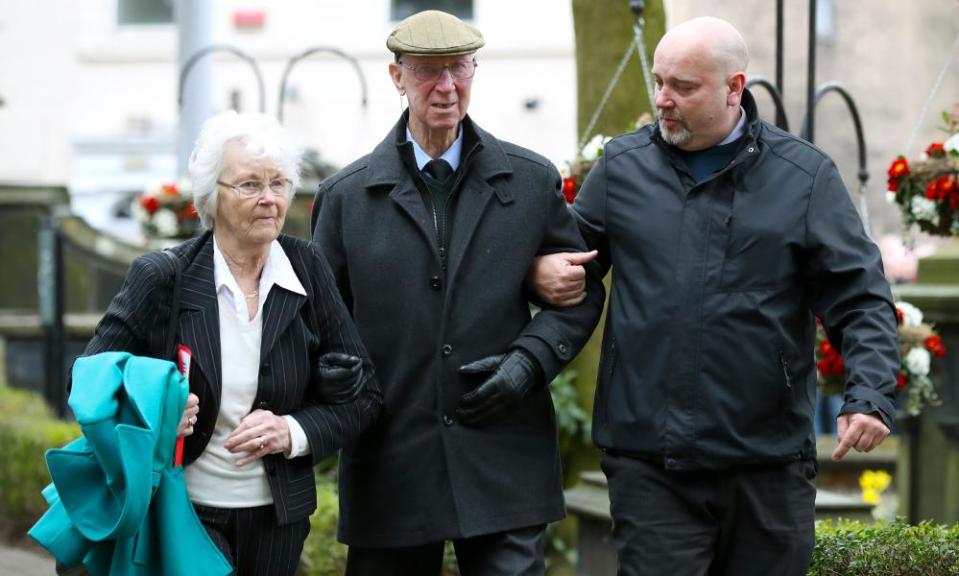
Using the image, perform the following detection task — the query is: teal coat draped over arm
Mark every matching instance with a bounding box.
[28,351,232,575]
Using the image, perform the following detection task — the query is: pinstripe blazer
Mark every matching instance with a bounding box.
[82,231,381,525]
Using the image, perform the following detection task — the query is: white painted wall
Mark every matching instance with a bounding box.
[0,0,578,195]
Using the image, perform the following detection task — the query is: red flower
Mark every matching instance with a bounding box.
[817,359,831,376]
[895,308,904,325]
[887,157,910,192]
[161,182,179,196]
[924,335,946,358]
[562,177,577,204]
[926,142,946,158]
[926,178,941,200]
[897,371,907,389]
[140,195,159,214]
[832,356,845,376]
[178,203,198,222]
[939,174,959,210]
[818,339,834,356]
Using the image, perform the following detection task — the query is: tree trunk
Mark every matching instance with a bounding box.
[573,0,665,142]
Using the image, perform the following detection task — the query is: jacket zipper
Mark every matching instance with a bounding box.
[778,349,792,389]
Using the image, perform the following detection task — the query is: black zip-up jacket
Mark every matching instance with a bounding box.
[575,89,899,470]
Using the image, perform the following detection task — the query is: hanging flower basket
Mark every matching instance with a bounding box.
[560,134,611,204]
[133,180,200,240]
[887,105,959,236]
[816,301,945,416]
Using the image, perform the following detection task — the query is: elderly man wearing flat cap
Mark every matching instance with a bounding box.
[311,9,605,576]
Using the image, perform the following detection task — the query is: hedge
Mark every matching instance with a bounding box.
[811,519,959,575]
[0,384,80,539]
[301,473,348,575]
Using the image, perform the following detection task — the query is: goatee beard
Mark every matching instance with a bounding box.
[659,119,691,147]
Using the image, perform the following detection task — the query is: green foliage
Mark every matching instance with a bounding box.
[550,369,591,455]
[811,519,959,576]
[0,384,80,538]
[301,472,348,576]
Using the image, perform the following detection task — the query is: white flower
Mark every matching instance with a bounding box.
[910,195,940,225]
[581,134,611,161]
[905,347,931,376]
[945,133,959,155]
[153,208,179,238]
[886,191,897,204]
[143,181,164,197]
[895,301,924,327]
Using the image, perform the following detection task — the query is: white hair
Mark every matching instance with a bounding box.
[188,110,302,230]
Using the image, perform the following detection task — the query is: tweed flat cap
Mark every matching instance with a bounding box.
[387,10,484,56]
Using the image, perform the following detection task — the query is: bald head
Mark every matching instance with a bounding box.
[659,17,749,78]
[651,17,749,151]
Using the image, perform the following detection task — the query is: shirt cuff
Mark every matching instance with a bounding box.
[282,415,312,459]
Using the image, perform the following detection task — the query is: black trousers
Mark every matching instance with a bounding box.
[193,503,310,576]
[601,452,816,576]
[345,525,546,576]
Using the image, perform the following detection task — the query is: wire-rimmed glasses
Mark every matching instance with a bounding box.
[398,59,477,82]
[217,178,293,199]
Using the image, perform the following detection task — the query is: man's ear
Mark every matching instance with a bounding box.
[727,71,746,107]
[389,62,404,94]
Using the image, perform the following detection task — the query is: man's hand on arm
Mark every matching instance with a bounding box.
[526,250,599,307]
[832,412,890,461]
[316,351,364,404]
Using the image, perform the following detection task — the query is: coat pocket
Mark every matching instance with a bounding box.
[596,336,618,427]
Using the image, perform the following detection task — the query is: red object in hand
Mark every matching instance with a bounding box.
[175,344,193,467]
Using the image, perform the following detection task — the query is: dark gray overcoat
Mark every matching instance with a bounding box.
[311,114,605,547]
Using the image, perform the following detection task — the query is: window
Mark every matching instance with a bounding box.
[118,0,174,25]
[391,0,473,21]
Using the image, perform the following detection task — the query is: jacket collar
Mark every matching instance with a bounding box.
[170,231,307,404]
[364,112,513,194]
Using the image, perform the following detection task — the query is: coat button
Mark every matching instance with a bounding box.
[429,276,442,290]
[665,458,677,468]
[558,342,569,355]
[257,401,270,410]
[443,414,454,427]
[442,344,453,357]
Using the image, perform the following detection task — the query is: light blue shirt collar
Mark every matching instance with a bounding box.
[406,126,463,171]
[718,107,748,146]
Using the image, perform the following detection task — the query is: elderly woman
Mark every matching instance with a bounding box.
[82,111,380,575]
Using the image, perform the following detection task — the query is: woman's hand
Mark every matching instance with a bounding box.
[177,393,200,437]
[224,409,292,466]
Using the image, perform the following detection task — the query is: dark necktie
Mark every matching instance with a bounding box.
[423,159,453,181]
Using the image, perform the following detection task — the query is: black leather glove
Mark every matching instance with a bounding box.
[456,350,540,426]
[316,352,364,404]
